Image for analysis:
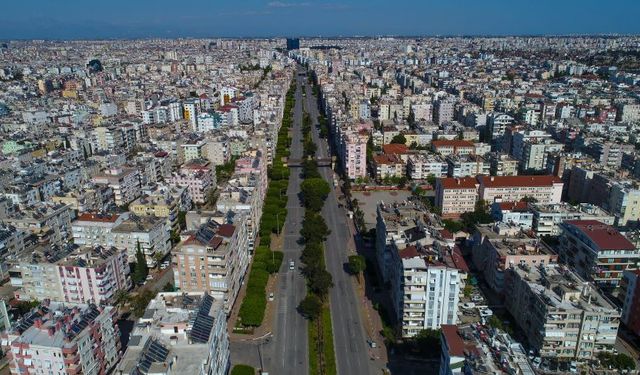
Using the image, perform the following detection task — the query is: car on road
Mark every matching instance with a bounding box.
[289,260,295,270]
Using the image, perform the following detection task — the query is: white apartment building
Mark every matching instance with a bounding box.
[391,247,461,338]
[407,154,448,180]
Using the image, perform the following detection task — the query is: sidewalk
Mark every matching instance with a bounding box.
[228,235,282,342]
[345,212,389,366]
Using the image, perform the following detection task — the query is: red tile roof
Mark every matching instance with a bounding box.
[77,213,120,223]
[373,154,402,165]
[382,144,409,155]
[564,220,635,251]
[432,140,475,148]
[497,201,529,212]
[441,325,465,357]
[439,177,478,189]
[479,175,562,188]
[451,246,470,273]
[399,246,420,259]
[217,224,236,238]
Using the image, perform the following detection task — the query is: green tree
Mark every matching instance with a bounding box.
[133,241,148,284]
[347,255,367,283]
[132,290,156,317]
[230,364,255,375]
[390,134,407,144]
[309,269,333,297]
[162,282,175,292]
[301,212,330,244]
[300,178,331,211]
[298,294,322,320]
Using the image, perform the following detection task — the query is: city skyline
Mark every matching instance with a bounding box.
[1,0,640,39]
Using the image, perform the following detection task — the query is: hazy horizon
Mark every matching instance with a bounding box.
[1,0,639,40]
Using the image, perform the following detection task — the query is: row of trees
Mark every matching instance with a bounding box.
[235,79,296,328]
[297,100,338,373]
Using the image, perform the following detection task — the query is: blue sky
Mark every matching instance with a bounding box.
[1,0,639,39]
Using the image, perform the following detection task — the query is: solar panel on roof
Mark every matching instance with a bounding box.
[189,294,215,344]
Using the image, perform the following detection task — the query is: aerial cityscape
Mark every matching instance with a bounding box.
[1,2,640,375]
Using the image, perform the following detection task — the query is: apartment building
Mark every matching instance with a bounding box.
[445,154,490,178]
[435,177,479,219]
[530,202,614,236]
[72,212,170,267]
[621,270,640,337]
[478,175,563,204]
[375,203,431,284]
[130,187,185,233]
[4,202,73,247]
[407,154,448,180]
[471,224,558,293]
[490,201,533,229]
[1,301,121,375]
[391,246,461,338]
[504,264,619,362]
[558,220,640,287]
[173,220,250,313]
[340,130,368,180]
[11,245,131,304]
[111,216,171,266]
[92,167,142,207]
[372,154,405,180]
[116,292,230,375]
[431,140,475,156]
[72,212,129,246]
[434,97,455,125]
[169,159,216,205]
[0,224,26,265]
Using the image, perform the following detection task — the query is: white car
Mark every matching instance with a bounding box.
[268,292,275,301]
[289,260,295,270]
[461,302,476,310]
[146,274,154,281]
[479,308,493,317]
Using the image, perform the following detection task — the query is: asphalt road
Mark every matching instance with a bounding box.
[259,72,309,375]
[301,67,377,375]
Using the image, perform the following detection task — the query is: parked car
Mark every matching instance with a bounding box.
[479,308,493,317]
[462,302,476,310]
[268,292,275,301]
[146,274,154,281]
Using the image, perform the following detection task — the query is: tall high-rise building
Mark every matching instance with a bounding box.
[286,38,300,50]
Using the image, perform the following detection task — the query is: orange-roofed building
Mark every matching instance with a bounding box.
[431,140,476,156]
[435,177,479,218]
